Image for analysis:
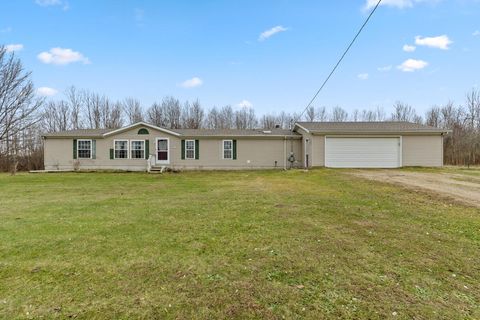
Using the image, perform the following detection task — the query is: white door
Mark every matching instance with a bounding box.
[156,138,169,164]
[325,137,401,168]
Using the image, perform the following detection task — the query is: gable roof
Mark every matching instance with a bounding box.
[295,121,449,134]
[102,121,181,137]
[42,128,112,138]
[175,128,300,137]
[42,122,300,138]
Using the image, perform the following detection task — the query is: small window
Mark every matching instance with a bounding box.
[77,139,92,159]
[223,140,233,159]
[185,140,195,160]
[131,140,145,159]
[138,128,149,135]
[114,140,128,159]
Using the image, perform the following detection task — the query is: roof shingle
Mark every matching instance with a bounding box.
[296,121,448,134]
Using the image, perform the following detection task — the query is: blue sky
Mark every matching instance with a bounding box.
[1,0,479,116]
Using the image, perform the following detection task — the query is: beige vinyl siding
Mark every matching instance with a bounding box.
[176,138,302,170]
[295,127,312,168]
[402,135,443,167]
[44,126,303,171]
[311,135,325,167]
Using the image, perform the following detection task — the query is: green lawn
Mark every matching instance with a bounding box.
[0,169,479,319]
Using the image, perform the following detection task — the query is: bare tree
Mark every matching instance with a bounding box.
[465,88,480,129]
[425,106,441,127]
[162,96,181,129]
[305,106,316,122]
[105,101,123,129]
[0,46,43,173]
[331,106,348,122]
[147,102,166,127]
[181,99,204,129]
[261,114,277,129]
[235,107,256,129]
[122,97,144,124]
[217,105,234,129]
[391,101,422,123]
[205,107,219,129]
[42,100,70,132]
[65,86,84,129]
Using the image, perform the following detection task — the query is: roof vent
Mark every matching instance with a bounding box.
[262,130,272,134]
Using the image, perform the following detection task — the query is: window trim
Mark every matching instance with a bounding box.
[155,137,170,164]
[185,139,196,160]
[222,139,233,160]
[130,139,146,160]
[77,139,93,159]
[113,139,129,159]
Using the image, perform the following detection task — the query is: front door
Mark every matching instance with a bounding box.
[156,138,169,164]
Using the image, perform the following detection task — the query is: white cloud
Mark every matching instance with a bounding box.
[37,47,90,65]
[365,0,412,10]
[364,0,437,10]
[403,44,416,52]
[35,0,61,6]
[397,59,428,72]
[35,0,69,10]
[258,26,288,41]
[180,77,203,88]
[37,87,58,97]
[237,100,253,109]
[1,27,12,33]
[473,30,480,37]
[5,44,24,52]
[378,65,392,72]
[357,73,369,80]
[415,35,452,50]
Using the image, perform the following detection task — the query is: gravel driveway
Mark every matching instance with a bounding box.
[352,169,480,208]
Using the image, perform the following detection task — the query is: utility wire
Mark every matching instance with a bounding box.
[292,0,383,127]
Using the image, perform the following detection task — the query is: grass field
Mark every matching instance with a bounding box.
[1,169,479,319]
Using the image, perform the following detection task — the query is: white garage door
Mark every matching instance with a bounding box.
[325,137,401,168]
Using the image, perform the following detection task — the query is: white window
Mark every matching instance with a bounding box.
[185,140,195,159]
[114,140,128,159]
[223,140,233,159]
[77,139,92,159]
[131,140,145,159]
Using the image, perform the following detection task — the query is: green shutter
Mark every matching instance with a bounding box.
[233,140,237,160]
[145,139,149,159]
[92,140,96,159]
[109,148,114,159]
[195,140,199,160]
[181,140,185,160]
[73,139,77,159]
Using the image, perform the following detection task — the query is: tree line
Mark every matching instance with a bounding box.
[1,45,479,172]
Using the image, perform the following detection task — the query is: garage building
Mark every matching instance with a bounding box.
[294,122,449,168]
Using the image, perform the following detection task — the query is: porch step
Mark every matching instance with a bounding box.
[149,165,167,173]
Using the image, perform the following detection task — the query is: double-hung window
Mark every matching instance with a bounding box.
[185,140,195,160]
[77,139,92,159]
[131,140,145,159]
[114,140,128,159]
[223,140,233,159]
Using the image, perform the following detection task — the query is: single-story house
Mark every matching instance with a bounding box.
[42,121,449,171]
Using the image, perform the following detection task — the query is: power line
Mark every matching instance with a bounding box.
[293,0,383,126]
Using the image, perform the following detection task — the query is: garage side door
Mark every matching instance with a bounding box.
[325,137,400,168]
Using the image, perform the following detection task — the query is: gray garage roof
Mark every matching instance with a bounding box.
[295,121,449,134]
